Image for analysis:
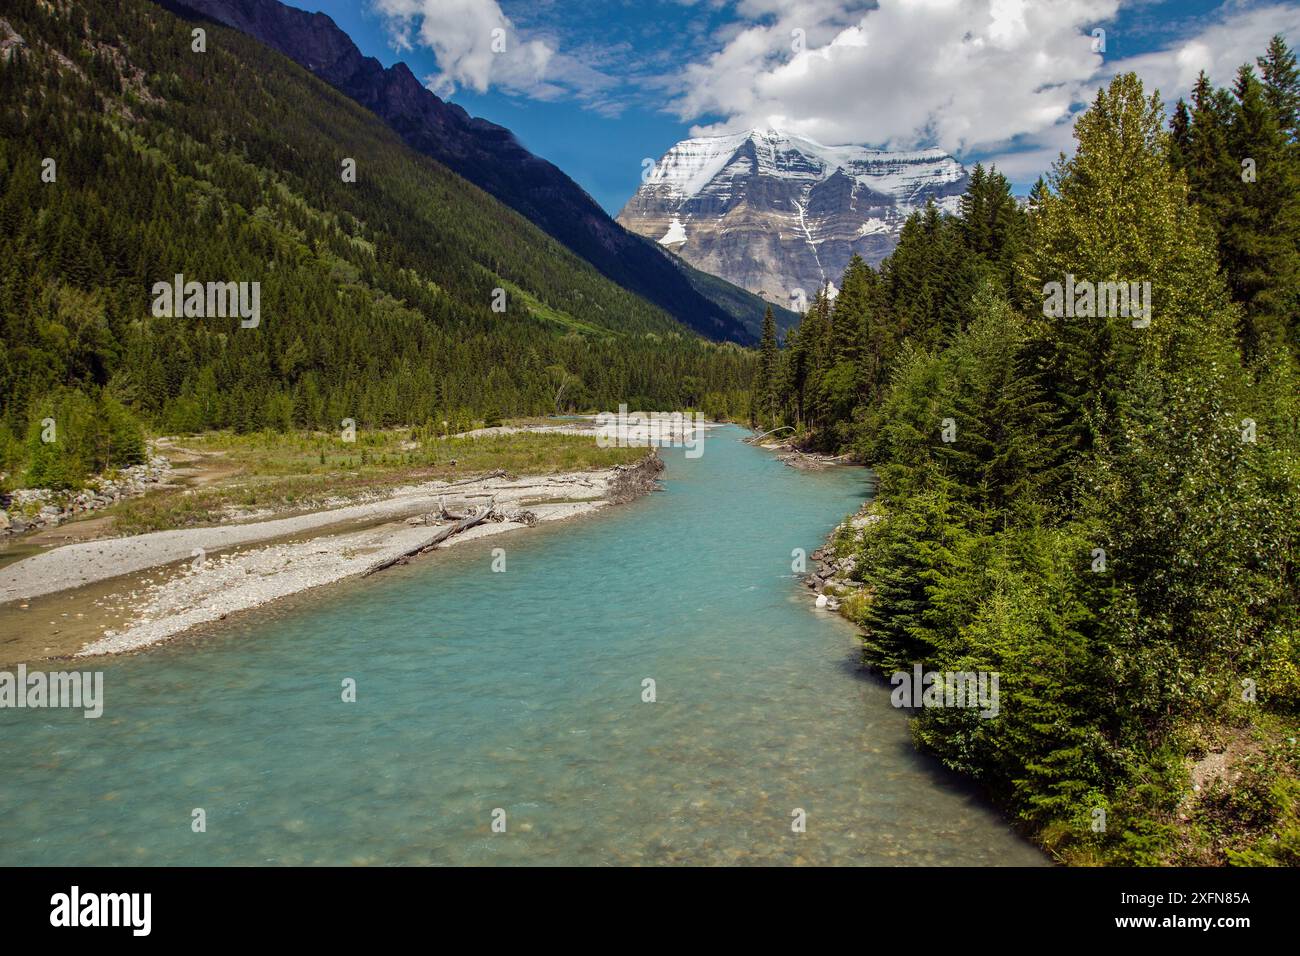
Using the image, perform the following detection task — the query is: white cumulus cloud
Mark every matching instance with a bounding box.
[667,0,1300,180]
[368,0,1300,182]
[1104,3,1300,104]
[372,0,617,106]
[675,0,1116,152]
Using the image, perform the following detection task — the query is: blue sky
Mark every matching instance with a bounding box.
[300,0,1298,211]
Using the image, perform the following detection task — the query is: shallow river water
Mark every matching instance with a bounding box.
[0,426,1045,865]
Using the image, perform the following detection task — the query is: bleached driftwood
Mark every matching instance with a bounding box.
[363,497,496,576]
[440,469,509,487]
[745,425,795,444]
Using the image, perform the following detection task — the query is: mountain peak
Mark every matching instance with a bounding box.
[618,130,968,304]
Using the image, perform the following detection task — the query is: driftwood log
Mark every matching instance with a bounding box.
[745,425,795,445]
[441,469,510,487]
[439,496,468,520]
[362,497,496,576]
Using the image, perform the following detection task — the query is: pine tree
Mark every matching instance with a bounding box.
[1169,98,1191,168]
[1258,34,1300,140]
[1223,63,1300,358]
[780,318,809,431]
[830,254,871,366]
[959,163,991,252]
[1180,72,1238,238]
[757,305,778,428]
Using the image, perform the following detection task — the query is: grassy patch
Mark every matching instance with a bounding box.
[112,428,642,534]
[1170,716,1300,866]
[495,278,613,336]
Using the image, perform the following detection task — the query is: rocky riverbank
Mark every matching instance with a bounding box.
[0,455,172,539]
[0,451,665,662]
[802,499,880,611]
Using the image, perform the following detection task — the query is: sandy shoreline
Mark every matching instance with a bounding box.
[0,454,663,662]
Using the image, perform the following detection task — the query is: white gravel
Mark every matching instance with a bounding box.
[0,472,608,604]
[77,498,602,657]
[0,470,621,657]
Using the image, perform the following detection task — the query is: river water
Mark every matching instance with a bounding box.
[0,426,1045,865]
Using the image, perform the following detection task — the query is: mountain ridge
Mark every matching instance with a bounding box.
[0,0,757,435]
[165,0,789,342]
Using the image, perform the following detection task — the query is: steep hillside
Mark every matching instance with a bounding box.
[0,0,755,444]
[166,0,775,343]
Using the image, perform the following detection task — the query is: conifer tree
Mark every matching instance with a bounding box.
[1223,63,1300,358]
[1025,72,1230,489]
[1179,72,1239,237]
[1258,34,1300,139]
[757,306,779,428]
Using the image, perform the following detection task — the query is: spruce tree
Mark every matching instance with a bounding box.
[1258,34,1300,139]
[758,305,778,428]
[1181,72,1238,237]
[1223,64,1300,358]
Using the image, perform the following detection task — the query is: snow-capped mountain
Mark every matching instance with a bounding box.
[617,128,968,308]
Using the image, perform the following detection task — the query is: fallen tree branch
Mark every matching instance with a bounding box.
[439,469,509,487]
[745,425,795,444]
[363,497,496,576]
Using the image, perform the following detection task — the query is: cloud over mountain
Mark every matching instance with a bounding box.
[373,0,618,106]
[367,0,1300,183]
[669,0,1300,177]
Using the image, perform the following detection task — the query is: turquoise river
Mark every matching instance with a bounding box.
[0,425,1046,865]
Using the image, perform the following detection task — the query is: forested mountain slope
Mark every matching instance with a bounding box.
[165,0,789,343]
[0,0,755,478]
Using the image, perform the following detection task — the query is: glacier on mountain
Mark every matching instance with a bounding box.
[618,127,967,306]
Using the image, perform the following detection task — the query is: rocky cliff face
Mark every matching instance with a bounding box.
[618,128,968,307]
[168,0,758,342]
